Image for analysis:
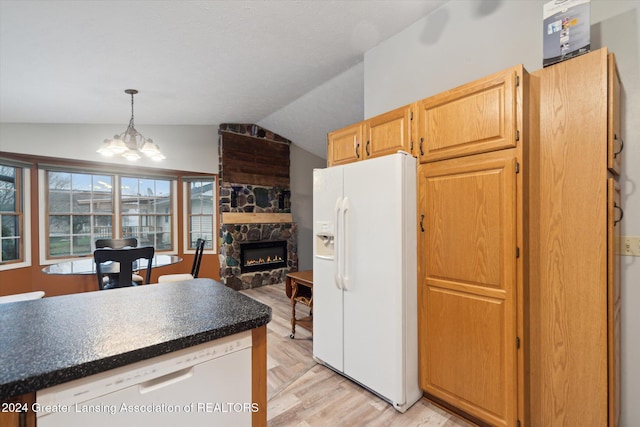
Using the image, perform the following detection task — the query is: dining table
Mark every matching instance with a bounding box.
[41,254,183,276]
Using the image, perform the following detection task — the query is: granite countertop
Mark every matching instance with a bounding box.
[0,278,271,399]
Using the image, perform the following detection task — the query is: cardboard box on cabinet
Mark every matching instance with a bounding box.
[543,0,590,67]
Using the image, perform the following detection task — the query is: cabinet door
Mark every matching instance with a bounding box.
[608,178,621,427]
[417,66,521,163]
[418,149,518,427]
[363,105,413,159]
[327,123,362,166]
[608,53,623,175]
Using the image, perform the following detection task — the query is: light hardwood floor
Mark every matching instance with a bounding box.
[241,283,475,427]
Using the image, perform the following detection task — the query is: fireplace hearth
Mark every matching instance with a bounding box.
[241,240,287,273]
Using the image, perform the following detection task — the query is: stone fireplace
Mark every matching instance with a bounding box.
[218,123,298,290]
[219,222,297,290]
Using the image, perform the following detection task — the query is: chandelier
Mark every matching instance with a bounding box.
[97,89,165,161]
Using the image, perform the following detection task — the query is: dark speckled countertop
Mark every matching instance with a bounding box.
[0,278,271,399]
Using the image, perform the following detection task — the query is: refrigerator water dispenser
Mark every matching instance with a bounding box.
[315,221,334,259]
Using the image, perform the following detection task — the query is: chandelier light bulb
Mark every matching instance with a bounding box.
[110,135,128,154]
[122,149,142,161]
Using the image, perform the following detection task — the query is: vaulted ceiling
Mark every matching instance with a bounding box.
[0,1,448,158]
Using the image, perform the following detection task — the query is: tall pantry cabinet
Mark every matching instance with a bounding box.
[416,65,527,427]
[529,48,622,426]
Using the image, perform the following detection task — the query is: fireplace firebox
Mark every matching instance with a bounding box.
[240,240,288,273]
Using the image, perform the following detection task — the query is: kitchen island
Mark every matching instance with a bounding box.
[0,278,271,426]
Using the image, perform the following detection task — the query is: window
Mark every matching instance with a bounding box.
[0,164,25,265]
[121,176,173,250]
[185,178,216,251]
[46,171,114,257]
[43,169,176,261]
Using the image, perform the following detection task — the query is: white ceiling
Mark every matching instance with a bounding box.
[0,0,447,158]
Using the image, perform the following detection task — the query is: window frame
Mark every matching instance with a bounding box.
[183,177,217,254]
[39,169,178,264]
[44,169,116,260]
[120,175,176,252]
[0,163,31,271]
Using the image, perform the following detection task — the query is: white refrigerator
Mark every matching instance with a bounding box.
[312,152,421,413]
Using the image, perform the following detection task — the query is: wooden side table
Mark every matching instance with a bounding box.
[285,270,313,339]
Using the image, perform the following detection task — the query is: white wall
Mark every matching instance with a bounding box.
[364,1,640,425]
[289,144,326,271]
[0,123,219,173]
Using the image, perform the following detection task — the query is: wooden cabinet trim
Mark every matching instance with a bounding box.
[608,178,622,427]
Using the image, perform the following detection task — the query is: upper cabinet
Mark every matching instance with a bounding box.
[327,104,415,166]
[327,123,362,166]
[416,66,523,163]
[608,52,623,175]
[363,104,414,159]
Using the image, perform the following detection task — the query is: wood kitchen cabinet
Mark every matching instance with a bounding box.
[362,104,414,159]
[417,62,527,427]
[529,48,622,426]
[416,65,521,163]
[418,148,520,427]
[327,123,362,166]
[327,104,415,166]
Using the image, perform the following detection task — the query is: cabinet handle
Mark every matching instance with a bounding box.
[614,203,624,225]
[420,214,425,232]
[410,140,414,151]
[355,142,360,159]
[366,140,370,156]
[614,134,624,158]
[419,138,424,156]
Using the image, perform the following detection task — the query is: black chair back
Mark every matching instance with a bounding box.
[95,238,138,249]
[94,246,154,290]
[191,238,206,278]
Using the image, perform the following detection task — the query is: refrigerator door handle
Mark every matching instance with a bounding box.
[334,197,343,290]
[341,197,350,291]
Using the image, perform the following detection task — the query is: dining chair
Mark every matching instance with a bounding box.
[0,291,45,304]
[94,246,155,290]
[157,238,206,283]
[95,238,143,284]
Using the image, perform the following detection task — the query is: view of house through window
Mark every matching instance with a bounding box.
[45,170,175,259]
[47,171,114,257]
[187,178,215,250]
[121,176,173,250]
[0,164,23,263]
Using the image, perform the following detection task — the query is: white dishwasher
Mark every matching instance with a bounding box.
[36,330,253,427]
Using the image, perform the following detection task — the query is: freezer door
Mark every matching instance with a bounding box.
[342,153,417,406]
[313,166,345,371]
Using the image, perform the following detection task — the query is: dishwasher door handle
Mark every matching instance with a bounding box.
[139,366,194,394]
